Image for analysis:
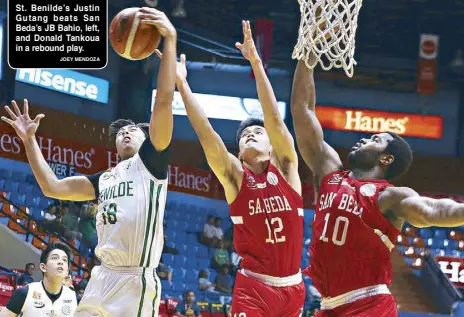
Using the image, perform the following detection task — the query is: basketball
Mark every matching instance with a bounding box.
[109,8,161,60]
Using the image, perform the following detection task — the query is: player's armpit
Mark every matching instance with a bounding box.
[379,187,464,228]
[43,176,96,201]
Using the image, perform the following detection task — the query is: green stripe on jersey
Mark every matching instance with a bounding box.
[139,180,155,267]
[152,269,159,317]
[137,268,147,317]
[145,184,163,268]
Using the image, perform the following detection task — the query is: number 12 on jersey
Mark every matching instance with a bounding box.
[265,217,286,244]
[320,213,349,246]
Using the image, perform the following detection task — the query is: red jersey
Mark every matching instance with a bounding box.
[229,163,304,277]
[306,170,400,297]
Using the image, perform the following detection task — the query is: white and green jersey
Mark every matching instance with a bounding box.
[87,140,170,268]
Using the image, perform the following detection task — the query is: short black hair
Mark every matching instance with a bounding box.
[184,290,195,297]
[40,242,72,266]
[109,119,149,138]
[384,132,413,181]
[215,217,222,222]
[25,263,35,269]
[236,117,265,144]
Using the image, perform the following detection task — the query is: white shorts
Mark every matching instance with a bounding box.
[75,265,161,317]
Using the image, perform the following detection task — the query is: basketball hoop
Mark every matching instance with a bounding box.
[292,0,364,77]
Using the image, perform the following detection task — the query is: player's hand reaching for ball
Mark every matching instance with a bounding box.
[139,7,176,39]
[155,49,187,86]
[236,20,261,64]
[1,99,44,141]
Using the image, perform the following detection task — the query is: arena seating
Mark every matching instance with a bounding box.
[0,167,463,316]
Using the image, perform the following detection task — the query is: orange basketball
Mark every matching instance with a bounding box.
[109,8,161,60]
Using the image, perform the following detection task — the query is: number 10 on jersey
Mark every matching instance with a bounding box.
[320,213,349,246]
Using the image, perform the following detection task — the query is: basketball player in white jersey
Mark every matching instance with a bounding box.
[1,8,177,317]
[1,242,77,317]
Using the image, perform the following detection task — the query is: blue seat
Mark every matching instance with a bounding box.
[205,291,221,302]
[444,240,458,250]
[0,169,12,179]
[418,228,433,239]
[25,196,40,208]
[160,279,171,291]
[172,281,185,292]
[174,256,187,267]
[166,220,178,229]
[304,238,311,247]
[9,193,25,206]
[177,244,187,254]
[4,180,19,193]
[199,207,208,215]
[31,186,43,197]
[184,269,198,282]
[185,282,198,292]
[177,269,186,279]
[38,197,51,209]
[434,229,447,240]
[197,258,210,269]
[187,246,199,256]
[174,232,187,243]
[165,230,176,241]
[25,174,36,184]
[0,179,4,190]
[178,203,188,212]
[18,182,33,195]
[177,221,188,231]
[187,204,198,214]
[166,200,177,211]
[197,245,209,258]
[209,270,217,282]
[11,171,27,182]
[432,248,445,256]
[185,260,198,269]
[426,238,442,249]
[163,254,175,266]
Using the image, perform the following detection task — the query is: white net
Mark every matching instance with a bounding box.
[292,0,364,77]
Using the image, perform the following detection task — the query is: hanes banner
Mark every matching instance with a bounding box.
[0,123,117,174]
[417,34,439,95]
[435,256,464,288]
[315,106,443,139]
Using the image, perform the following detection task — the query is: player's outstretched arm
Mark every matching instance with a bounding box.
[139,8,176,152]
[379,187,464,228]
[155,50,242,202]
[236,21,298,168]
[1,100,96,201]
[291,58,342,181]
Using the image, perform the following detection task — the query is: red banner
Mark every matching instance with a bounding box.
[435,256,464,287]
[417,34,439,95]
[251,19,274,78]
[167,165,219,198]
[315,106,443,139]
[0,123,117,175]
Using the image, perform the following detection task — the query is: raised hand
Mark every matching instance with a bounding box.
[235,20,261,64]
[155,49,187,85]
[138,7,176,39]
[1,99,44,141]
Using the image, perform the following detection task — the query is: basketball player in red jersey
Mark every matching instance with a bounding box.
[291,56,464,317]
[157,21,305,316]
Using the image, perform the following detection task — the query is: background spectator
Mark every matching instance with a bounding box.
[201,215,218,247]
[78,203,98,259]
[17,263,34,285]
[214,265,233,294]
[175,290,201,317]
[198,269,215,292]
[212,240,230,271]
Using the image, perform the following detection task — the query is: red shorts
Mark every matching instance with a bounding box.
[231,270,306,317]
[315,294,397,317]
